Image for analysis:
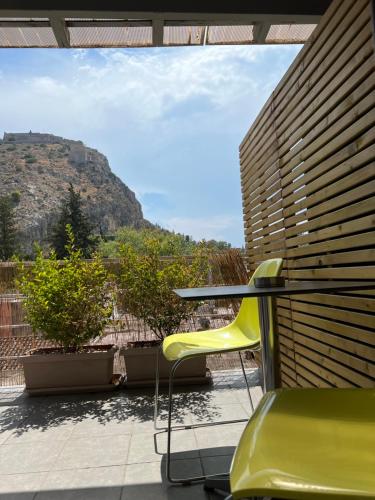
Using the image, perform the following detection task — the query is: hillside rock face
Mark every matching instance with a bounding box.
[0,132,146,254]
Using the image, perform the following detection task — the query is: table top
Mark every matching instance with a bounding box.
[174,280,375,300]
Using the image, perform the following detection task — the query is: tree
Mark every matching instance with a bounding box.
[98,225,231,258]
[51,184,97,258]
[18,226,113,351]
[0,195,18,261]
[117,238,209,340]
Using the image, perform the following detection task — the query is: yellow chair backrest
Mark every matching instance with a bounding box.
[233,258,283,342]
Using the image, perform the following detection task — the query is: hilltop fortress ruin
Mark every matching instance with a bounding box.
[1,131,90,164]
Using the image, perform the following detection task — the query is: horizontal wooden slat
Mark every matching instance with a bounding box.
[240,0,366,167]
[291,321,375,362]
[294,344,374,387]
[288,292,375,314]
[287,249,375,269]
[294,352,356,387]
[240,0,374,389]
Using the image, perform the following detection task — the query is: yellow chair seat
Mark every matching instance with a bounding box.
[163,323,260,361]
[230,388,375,500]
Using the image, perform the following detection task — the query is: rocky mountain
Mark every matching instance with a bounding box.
[0,132,147,255]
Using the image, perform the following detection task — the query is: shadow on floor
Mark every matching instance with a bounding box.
[0,369,259,436]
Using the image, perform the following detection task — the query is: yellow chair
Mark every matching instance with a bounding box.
[229,388,375,499]
[154,258,283,484]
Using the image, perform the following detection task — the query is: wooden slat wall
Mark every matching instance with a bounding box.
[240,0,375,389]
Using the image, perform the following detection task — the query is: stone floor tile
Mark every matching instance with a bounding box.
[35,465,125,499]
[156,429,199,458]
[206,388,243,404]
[190,403,248,425]
[131,415,192,436]
[0,471,47,498]
[201,454,233,476]
[53,435,131,470]
[121,460,209,500]
[0,441,65,474]
[127,429,198,464]
[194,423,245,457]
[0,429,14,446]
[235,384,263,407]
[5,423,75,444]
[71,419,133,438]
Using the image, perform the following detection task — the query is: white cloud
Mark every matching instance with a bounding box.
[27,76,67,96]
[2,46,270,132]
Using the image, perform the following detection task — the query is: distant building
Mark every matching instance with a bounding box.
[68,143,87,164]
[2,131,65,144]
[1,132,88,164]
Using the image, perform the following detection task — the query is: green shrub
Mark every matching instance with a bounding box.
[98,226,231,258]
[17,226,113,351]
[25,157,36,164]
[117,238,209,340]
[10,191,21,204]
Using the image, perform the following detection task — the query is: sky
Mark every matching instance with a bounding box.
[0,44,301,247]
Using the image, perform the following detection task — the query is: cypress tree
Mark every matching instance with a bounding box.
[51,184,97,258]
[0,195,18,261]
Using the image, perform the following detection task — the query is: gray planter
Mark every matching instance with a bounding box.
[121,342,210,388]
[21,345,118,395]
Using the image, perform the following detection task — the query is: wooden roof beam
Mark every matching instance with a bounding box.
[152,19,164,46]
[49,16,70,48]
[253,23,271,43]
[0,1,332,17]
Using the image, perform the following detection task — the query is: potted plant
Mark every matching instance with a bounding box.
[118,238,210,387]
[17,226,117,395]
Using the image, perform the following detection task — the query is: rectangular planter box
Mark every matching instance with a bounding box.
[21,345,118,395]
[121,343,210,387]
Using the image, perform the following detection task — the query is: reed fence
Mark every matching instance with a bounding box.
[0,250,255,386]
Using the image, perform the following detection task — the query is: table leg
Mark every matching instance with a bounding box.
[258,296,276,391]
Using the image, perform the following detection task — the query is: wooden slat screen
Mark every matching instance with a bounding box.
[240,0,375,388]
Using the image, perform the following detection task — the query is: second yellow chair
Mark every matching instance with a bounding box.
[154,257,283,484]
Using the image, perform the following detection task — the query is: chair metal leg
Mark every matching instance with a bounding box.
[154,346,196,432]
[154,348,255,433]
[153,345,162,430]
[165,357,257,485]
[155,350,260,484]
[166,359,207,484]
[238,351,254,413]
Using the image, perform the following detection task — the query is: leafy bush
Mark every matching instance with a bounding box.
[99,226,231,258]
[117,237,209,340]
[25,157,37,164]
[17,226,113,351]
[10,191,21,204]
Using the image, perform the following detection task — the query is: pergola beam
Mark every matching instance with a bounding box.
[0,0,332,17]
[152,19,164,46]
[0,11,323,25]
[49,16,70,48]
[252,23,271,43]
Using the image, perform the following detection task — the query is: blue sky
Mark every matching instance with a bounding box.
[0,45,301,246]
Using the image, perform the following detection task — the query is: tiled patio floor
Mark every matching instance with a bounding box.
[0,370,262,500]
